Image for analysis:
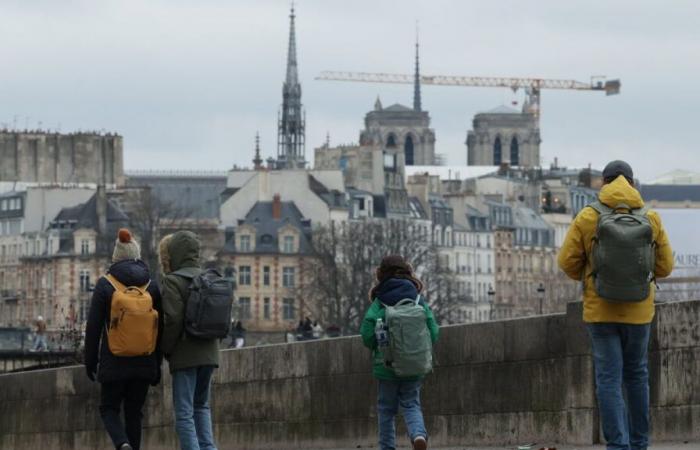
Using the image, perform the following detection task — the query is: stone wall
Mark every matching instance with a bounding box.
[0,131,124,185]
[1,300,699,449]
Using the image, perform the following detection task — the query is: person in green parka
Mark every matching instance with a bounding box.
[360,255,440,450]
[159,231,219,450]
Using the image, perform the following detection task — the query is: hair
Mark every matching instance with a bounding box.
[368,255,424,302]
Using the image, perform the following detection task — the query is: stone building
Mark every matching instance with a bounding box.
[218,196,314,337]
[0,130,124,185]
[2,188,129,330]
[0,186,96,326]
[466,106,540,168]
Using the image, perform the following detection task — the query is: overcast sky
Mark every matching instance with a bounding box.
[1,0,698,182]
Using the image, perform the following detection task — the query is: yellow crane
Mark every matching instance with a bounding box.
[315,70,620,127]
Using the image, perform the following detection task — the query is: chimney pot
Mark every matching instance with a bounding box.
[272,194,282,220]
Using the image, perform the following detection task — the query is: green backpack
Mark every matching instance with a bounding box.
[588,200,656,302]
[383,295,433,377]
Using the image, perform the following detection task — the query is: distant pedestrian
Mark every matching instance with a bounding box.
[302,317,313,340]
[312,321,323,339]
[558,161,674,450]
[84,228,163,450]
[232,321,246,348]
[32,315,48,351]
[360,255,439,450]
[159,231,221,450]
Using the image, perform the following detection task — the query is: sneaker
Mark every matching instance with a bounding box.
[119,444,133,450]
[413,436,427,450]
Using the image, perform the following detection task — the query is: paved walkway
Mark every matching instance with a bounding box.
[324,443,697,450]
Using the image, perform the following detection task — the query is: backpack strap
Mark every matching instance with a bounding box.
[104,274,150,294]
[415,294,421,305]
[588,200,613,215]
[631,205,650,216]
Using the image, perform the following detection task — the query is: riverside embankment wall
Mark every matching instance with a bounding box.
[1,301,698,449]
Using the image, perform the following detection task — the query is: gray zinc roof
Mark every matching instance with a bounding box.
[126,174,227,220]
[223,201,312,255]
[641,185,700,202]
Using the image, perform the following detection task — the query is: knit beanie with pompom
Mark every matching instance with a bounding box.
[112,228,141,263]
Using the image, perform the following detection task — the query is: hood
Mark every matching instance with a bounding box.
[598,175,644,209]
[374,278,418,306]
[167,231,201,272]
[108,259,151,286]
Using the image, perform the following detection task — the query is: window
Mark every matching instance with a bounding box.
[282,235,295,253]
[263,297,271,320]
[494,136,502,165]
[80,239,89,255]
[224,266,234,278]
[239,266,251,286]
[239,235,251,252]
[282,267,295,288]
[404,135,415,166]
[263,266,270,286]
[79,270,91,292]
[238,297,251,320]
[510,137,519,166]
[386,134,397,148]
[282,298,295,320]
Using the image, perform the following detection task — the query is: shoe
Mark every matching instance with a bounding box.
[413,436,427,450]
[119,444,133,450]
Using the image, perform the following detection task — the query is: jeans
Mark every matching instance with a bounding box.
[172,366,217,450]
[99,379,150,450]
[377,379,428,450]
[588,323,652,450]
[32,334,48,351]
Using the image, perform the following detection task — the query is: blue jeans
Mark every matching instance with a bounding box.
[377,379,428,450]
[172,366,217,450]
[588,323,652,450]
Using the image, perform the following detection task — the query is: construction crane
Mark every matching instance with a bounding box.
[315,70,621,125]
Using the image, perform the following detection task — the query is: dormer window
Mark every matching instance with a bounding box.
[239,235,251,252]
[282,235,295,253]
[80,239,90,255]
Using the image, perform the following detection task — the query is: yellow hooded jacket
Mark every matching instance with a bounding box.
[557,176,674,324]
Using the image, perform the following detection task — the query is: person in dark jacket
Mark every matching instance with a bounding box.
[159,231,219,450]
[84,228,163,450]
[360,255,439,450]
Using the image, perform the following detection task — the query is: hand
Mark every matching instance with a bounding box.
[85,365,96,382]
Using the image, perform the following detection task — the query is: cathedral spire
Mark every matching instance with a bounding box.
[277,4,306,169]
[413,23,422,112]
[253,132,263,170]
[286,3,298,88]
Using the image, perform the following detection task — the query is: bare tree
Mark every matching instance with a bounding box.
[298,219,462,334]
[121,187,193,277]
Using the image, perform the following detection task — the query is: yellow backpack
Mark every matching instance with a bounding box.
[104,274,158,357]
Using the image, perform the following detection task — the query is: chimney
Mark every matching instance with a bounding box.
[272,193,282,220]
[96,184,107,235]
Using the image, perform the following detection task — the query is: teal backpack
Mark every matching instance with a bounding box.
[383,295,433,377]
[588,200,656,302]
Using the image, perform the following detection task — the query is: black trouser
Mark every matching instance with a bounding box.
[99,379,150,450]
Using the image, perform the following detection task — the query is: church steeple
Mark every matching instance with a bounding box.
[277,4,306,169]
[253,132,263,170]
[413,27,422,112]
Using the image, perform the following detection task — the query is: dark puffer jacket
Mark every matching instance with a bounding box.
[84,259,163,384]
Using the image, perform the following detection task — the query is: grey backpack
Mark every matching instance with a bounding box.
[383,295,433,377]
[588,200,656,302]
[173,268,234,339]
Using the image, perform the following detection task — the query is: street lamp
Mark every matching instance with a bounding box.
[487,286,495,320]
[537,283,546,315]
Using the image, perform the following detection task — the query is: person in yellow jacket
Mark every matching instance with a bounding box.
[559,160,673,450]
